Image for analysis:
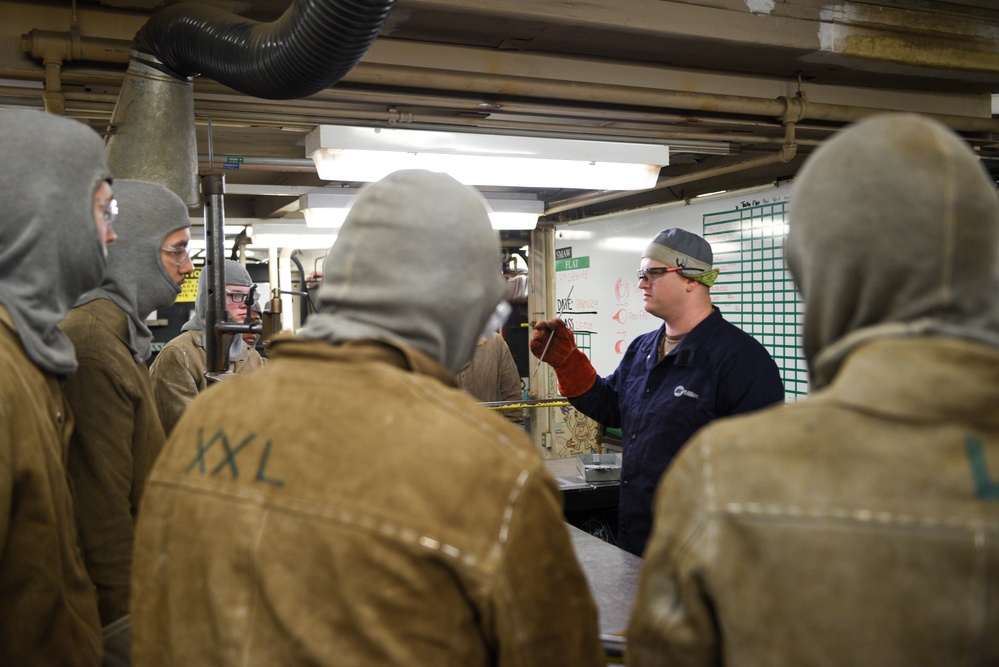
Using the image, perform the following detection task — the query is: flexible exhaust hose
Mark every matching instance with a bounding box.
[134,0,396,100]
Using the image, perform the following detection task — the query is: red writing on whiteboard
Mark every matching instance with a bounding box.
[615,278,630,301]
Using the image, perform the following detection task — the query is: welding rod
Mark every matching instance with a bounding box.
[532,285,574,380]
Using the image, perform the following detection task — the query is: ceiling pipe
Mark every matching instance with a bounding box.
[19,30,131,114]
[197,156,317,172]
[545,123,800,215]
[17,27,998,139]
[346,62,999,135]
[0,80,833,155]
[184,103,801,150]
[192,79,833,137]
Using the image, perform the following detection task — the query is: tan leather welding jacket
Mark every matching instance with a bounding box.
[132,337,603,667]
[627,113,999,666]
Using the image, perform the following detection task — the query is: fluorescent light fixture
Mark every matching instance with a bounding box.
[306,126,668,190]
[484,195,544,230]
[488,211,539,231]
[251,223,337,250]
[302,206,351,229]
[300,192,358,229]
[300,190,545,230]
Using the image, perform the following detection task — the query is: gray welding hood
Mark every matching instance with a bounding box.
[300,170,507,374]
[786,113,999,389]
[0,109,111,375]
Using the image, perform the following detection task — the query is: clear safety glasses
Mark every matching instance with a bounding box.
[161,244,191,267]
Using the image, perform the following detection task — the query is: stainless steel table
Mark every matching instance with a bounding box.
[567,523,641,637]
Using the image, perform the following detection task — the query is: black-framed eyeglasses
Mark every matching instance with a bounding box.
[161,244,191,266]
[637,266,684,282]
[96,197,118,231]
[225,290,251,305]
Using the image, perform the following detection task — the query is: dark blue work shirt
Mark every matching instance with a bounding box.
[570,307,784,556]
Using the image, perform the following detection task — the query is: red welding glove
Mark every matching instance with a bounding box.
[530,319,597,397]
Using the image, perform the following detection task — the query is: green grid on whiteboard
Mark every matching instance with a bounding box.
[572,331,593,357]
[703,202,808,401]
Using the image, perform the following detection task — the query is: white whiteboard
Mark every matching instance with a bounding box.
[553,182,807,400]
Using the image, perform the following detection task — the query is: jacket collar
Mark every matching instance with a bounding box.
[267,335,459,387]
[820,336,999,428]
[80,298,132,349]
[185,329,206,351]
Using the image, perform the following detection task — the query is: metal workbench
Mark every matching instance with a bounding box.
[567,523,642,637]
[544,456,639,645]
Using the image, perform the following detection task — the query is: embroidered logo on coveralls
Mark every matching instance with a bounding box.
[673,385,700,399]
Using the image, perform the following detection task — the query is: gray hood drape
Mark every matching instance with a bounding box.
[786,113,999,389]
[76,180,191,363]
[300,169,507,374]
[0,109,112,375]
[182,258,253,361]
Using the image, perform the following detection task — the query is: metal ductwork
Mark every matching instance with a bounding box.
[105,56,200,205]
[132,0,395,100]
[105,0,397,205]
[104,0,396,372]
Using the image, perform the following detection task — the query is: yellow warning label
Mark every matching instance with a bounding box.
[177,267,201,303]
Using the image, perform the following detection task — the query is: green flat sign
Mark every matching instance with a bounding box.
[556,256,590,271]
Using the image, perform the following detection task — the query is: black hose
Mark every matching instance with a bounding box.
[134,0,396,100]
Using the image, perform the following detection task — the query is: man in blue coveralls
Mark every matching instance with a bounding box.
[532,228,784,556]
